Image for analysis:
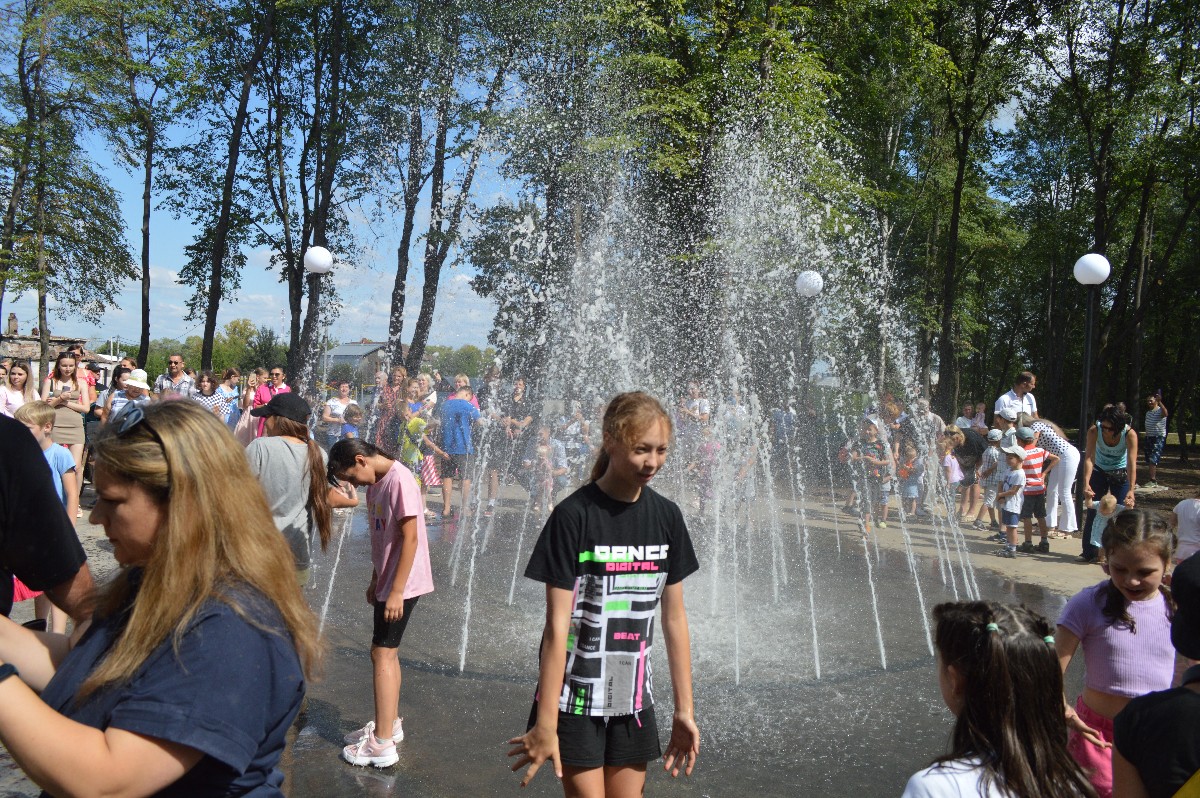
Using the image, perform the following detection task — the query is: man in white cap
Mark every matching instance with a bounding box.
[995,371,1039,419]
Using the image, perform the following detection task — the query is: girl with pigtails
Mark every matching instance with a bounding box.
[1055,509,1177,798]
[903,601,1095,798]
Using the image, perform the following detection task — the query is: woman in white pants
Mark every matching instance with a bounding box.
[1018,413,1079,536]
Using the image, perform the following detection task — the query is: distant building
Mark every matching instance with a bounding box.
[324,339,412,386]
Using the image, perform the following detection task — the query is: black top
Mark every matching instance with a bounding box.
[0,415,87,615]
[524,483,699,716]
[954,429,987,469]
[40,571,306,796]
[1113,671,1200,798]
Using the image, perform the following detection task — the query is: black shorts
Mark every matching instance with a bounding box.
[443,453,474,481]
[1019,493,1047,520]
[371,596,420,648]
[526,703,661,768]
[960,469,978,487]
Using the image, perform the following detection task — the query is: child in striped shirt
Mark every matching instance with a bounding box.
[1016,426,1059,554]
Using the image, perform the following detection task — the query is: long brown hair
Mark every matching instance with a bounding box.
[84,401,321,696]
[1100,508,1176,630]
[933,601,1096,798]
[589,392,673,482]
[269,415,334,551]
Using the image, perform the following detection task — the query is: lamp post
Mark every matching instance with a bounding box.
[297,245,334,401]
[795,270,824,405]
[1073,252,1110,528]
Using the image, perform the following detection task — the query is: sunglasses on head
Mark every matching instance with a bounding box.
[115,404,165,448]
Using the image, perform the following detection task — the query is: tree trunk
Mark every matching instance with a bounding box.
[404,55,509,374]
[137,120,154,367]
[0,21,39,342]
[383,108,423,371]
[200,0,275,369]
[933,127,972,417]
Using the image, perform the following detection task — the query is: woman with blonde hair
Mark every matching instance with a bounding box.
[1,359,39,417]
[0,400,320,796]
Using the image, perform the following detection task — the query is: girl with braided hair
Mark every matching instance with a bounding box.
[904,601,1096,797]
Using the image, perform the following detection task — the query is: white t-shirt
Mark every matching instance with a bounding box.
[1175,498,1200,562]
[324,397,357,428]
[901,758,1014,797]
[994,389,1037,419]
[1002,469,1026,514]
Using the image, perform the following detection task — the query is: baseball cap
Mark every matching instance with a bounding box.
[997,407,1017,422]
[1015,426,1035,441]
[249,392,312,424]
[986,429,1002,441]
[1001,445,1025,461]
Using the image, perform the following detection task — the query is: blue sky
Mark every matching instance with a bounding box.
[5,131,502,352]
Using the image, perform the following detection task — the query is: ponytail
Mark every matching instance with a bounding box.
[273,417,332,551]
[588,392,673,483]
[589,449,611,483]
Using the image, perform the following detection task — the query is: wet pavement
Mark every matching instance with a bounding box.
[2,484,1088,797]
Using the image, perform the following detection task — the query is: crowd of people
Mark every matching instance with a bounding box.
[831,372,1194,570]
[2,345,1200,796]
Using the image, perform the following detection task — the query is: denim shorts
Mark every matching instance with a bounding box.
[1002,510,1021,528]
[1144,435,1164,465]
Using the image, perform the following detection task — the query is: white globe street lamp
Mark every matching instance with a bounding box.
[795,270,824,404]
[1073,252,1111,548]
[304,245,334,275]
[795,270,824,298]
[1073,253,1110,286]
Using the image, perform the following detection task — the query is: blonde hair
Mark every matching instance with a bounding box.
[589,392,673,482]
[7,360,37,402]
[82,402,321,696]
[14,399,54,428]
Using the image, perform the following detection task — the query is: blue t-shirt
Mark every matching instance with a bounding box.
[39,571,305,797]
[42,444,76,504]
[440,397,481,455]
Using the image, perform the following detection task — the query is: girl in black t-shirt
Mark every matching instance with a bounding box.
[507,391,700,796]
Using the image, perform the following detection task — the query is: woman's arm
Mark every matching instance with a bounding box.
[1112,747,1150,798]
[660,581,699,778]
[507,585,573,786]
[61,380,89,413]
[321,404,338,425]
[1083,426,1097,499]
[0,672,203,797]
[0,616,72,691]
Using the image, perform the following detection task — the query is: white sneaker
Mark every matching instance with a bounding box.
[343,717,404,745]
[342,734,399,768]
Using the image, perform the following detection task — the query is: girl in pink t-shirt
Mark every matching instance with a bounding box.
[328,438,435,769]
[1055,509,1176,798]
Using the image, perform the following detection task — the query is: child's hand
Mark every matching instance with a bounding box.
[507,723,562,786]
[1066,707,1111,750]
[384,592,406,622]
[663,713,699,777]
